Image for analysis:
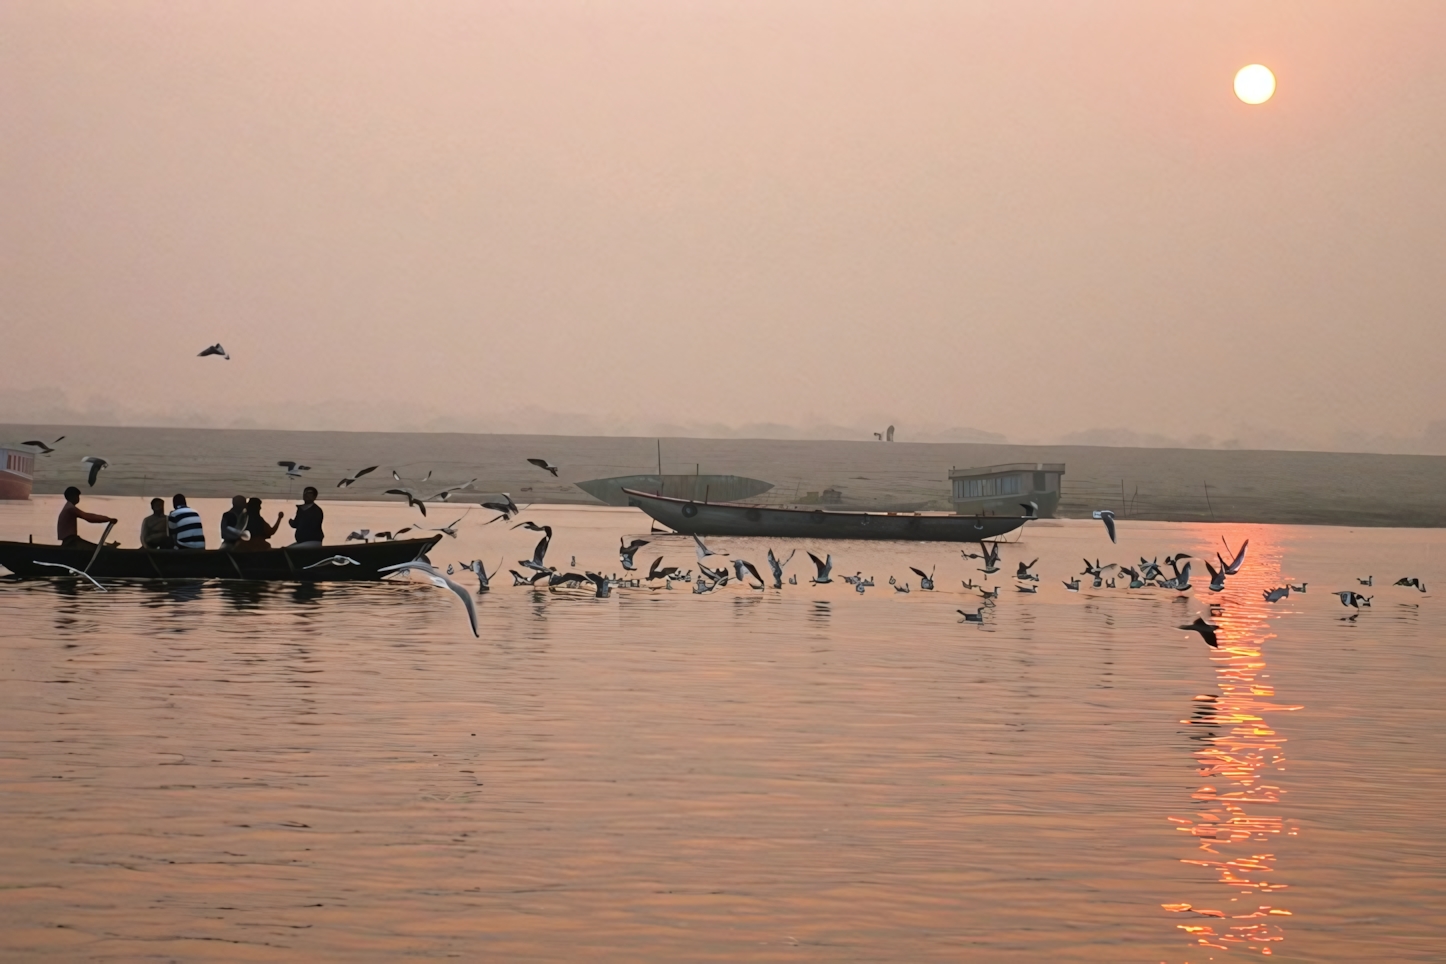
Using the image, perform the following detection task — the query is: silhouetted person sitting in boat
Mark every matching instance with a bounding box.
[220,495,250,550]
[168,494,206,550]
[238,496,283,551]
[140,498,174,549]
[57,486,118,549]
[288,486,324,548]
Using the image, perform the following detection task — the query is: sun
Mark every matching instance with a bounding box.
[1234,64,1276,105]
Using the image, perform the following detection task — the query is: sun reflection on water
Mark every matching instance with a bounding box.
[1164,534,1303,957]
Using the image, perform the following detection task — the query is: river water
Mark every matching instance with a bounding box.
[1,497,1442,961]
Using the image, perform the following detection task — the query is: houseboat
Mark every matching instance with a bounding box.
[948,462,1064,517]
[0,447,34,500]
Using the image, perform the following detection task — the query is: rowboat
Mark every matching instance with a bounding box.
[622,489,1028,542]
[0,536,441,582]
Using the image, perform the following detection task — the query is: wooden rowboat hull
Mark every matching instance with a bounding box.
[622,489,1028,542]
[0,536,441,582]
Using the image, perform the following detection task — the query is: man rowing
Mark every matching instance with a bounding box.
[57,486,118,549]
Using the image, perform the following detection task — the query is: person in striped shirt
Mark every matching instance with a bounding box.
[168,494,206,550]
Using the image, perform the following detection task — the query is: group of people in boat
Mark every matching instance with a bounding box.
[59,485,325,551]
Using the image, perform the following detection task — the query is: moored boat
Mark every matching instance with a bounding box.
[623,489,1028,542]
[0,448,34,501]
[0,535,441,582]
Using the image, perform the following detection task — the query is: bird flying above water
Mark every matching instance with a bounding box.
[1178,617,1219,648]
[527,458,560,477]
[198,343,230,360]
[81,456,108,487]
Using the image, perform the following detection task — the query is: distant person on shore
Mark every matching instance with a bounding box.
[140,498,173,549]
[220,495,250,550]
[168,494,206,550]
[288,487,324,547]
[239,496,283,551]
[57,486,118,549]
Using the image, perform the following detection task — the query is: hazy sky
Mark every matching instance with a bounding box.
[3,1,1444,448]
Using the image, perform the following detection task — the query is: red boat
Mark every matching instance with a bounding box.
[0,448,34,501]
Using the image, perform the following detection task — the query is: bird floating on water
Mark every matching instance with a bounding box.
[1357,575,1374,587]
[1063,578,1080,592]
[957,608,985,623]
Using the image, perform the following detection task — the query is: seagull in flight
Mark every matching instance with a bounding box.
[732,559,765,588]
[21,436,64,455]
[619,538,649,571]
[480,494,523,523]
[511,569,548,586]
[527,458,560,477]
[458,559,499,592]
[766,548,795,589]
[513,521,554,572]
[976,541,1002,575]
[80,456,109,487]
[385,488,428,516]
[693,534,728,561]
[807,552,833,584]
[1337,590,1372,609]
[34,560,107,591]
[910,567,935,591]
[278,461,311,479]
[303,555,361,569]
[1093,509,1117,543]
[345,529,372,543]
[1205,560,1227,593]
[1394,577,1426,592]
[1178,617,1219,648]
[198,343,230,360]
[1015,558,1039,581]
[646,557,680,582]
[1263,586,1290,603]
[416,514,468,538]
[1218,539,1249,575]
[379,561,479,637]
[337,466,378,488]
[1020,501,1039,519]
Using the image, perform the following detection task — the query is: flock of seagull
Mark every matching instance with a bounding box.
[17,433,1433,644]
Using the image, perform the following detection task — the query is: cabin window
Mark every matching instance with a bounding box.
[953,475,1022,499]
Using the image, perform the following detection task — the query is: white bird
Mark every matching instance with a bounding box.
[1015,558,1039,580]
[527,458,560,477]
[345,530,372,543]
[909,566,935,591]
[894,582,910,594]
[1093,509,1117,543]
[303,555,360,569]
[34,560,107,591]
[1394,577,1426,592]
[459,559,499,592]
[278,461,311,479]
[807,552,833,584]
[732,558,765,587]
[1063,578,1080,592]
[198,343,230,360]
[1337,590,1372,609]
[693,534,728,561]
[379,561,479,637]
[337,466,379,488]
[1016,584,1038,593]
[1357,575,1374,587]
[1020,501,1039,519]
[80,456,109,487]
[511,569,545,586]
[957,608,985,623]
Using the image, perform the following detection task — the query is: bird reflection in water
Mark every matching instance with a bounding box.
[1164,605,1302,956]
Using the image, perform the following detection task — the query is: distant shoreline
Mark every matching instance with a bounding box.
[5,423,1444,527]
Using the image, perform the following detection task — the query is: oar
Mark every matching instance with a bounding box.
[84,520,116,575]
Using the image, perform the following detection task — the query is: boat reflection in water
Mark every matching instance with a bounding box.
[1164,545,1303,957]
